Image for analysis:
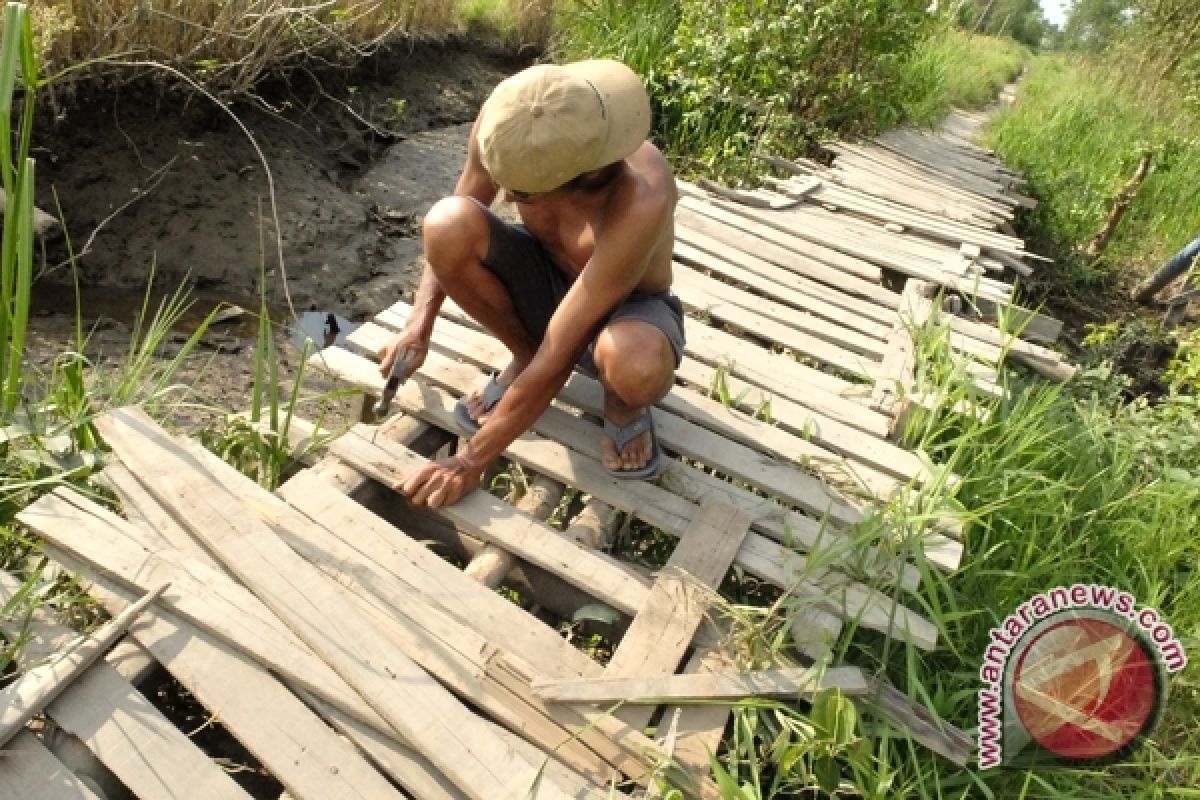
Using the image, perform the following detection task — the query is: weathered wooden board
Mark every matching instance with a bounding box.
[675,206,900,307]
[91,408,614,800]
[22,490,464,800]
[536,665,871,704]
[0,732,103,800]
[0,571,255,800]
[673,238,895,333]
[678,193,884,285]
[605,498,752,731]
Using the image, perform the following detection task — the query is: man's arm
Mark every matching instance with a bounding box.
[402,187,668,508]
[381,117,499,377]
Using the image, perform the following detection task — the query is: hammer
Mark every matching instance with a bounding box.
[373,348,419,420]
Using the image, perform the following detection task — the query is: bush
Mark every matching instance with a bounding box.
[557,0,935,181]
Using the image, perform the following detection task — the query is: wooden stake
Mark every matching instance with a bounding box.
[0,583,167,749]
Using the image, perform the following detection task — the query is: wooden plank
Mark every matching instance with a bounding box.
[697,196,1013,302]
[23,491,464,800]
[367,309,874,518]
[657,648,731,787]
[536,665,871,704]
[90,409,614,800]
[0,732,103,800]
[325,424,654,617]
[675,206,899,308]
[760,165,1030,255]
[605,498,752,731]
[0,572,254,800]
[314,359,944,647]
[871,283,935,429]
[672,266,885,368]
[678,195,884,285]
[674,238,895,332]
[48,652,255,800]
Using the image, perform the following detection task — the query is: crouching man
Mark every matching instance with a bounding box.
[380,59,684,509]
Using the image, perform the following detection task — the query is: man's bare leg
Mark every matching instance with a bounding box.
[593,319,676,472]
[424,196,536,424]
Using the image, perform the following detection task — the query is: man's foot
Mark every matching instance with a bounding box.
[456,361,523,433]
[600,390,662,478]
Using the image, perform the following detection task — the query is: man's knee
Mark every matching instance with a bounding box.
[424,196,490,281]
[595,320,675,405]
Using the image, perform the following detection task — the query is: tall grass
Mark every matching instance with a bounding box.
[13,1,552,95]
[662,318,1200,798]
[901,29,1029,126]
[985,55,1200,290]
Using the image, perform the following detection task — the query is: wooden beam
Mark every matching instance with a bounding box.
[0,584,166,749]
[536,665,871,704]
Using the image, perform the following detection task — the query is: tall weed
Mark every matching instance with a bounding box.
[901,29,1028,126]
[986,55,1200,289]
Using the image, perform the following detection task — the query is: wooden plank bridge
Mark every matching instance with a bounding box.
[6,110,1074,799]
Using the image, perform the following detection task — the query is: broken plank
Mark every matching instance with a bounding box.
[23,490,463,800]
[605,498,752,731]
[92,408,611,800]
[536,665,870,704]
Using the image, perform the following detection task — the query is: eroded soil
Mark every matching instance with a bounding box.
[26,39,524,427]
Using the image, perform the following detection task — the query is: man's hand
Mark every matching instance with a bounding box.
[379,328,429,382]
[399,455,486,509]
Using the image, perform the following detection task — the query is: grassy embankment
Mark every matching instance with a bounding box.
[986,55,1200,293]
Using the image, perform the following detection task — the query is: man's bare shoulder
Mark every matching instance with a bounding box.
[607,142,676,225]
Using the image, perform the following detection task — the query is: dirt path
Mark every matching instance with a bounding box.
[26,41,522,428]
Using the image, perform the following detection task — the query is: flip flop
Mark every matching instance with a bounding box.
[454,372,509,435]
[602,408,664,480]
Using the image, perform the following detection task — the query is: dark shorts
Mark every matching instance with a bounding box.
[478,205,686,373]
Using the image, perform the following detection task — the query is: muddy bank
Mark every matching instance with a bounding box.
[34,40,520,315]
[25,40,525,426]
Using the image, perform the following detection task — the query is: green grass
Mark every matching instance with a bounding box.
[651,316,1200,798]
[902,29,1029,126]
[985,54,1200,291]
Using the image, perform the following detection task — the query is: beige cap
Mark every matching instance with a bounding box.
[476,60,651,194]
